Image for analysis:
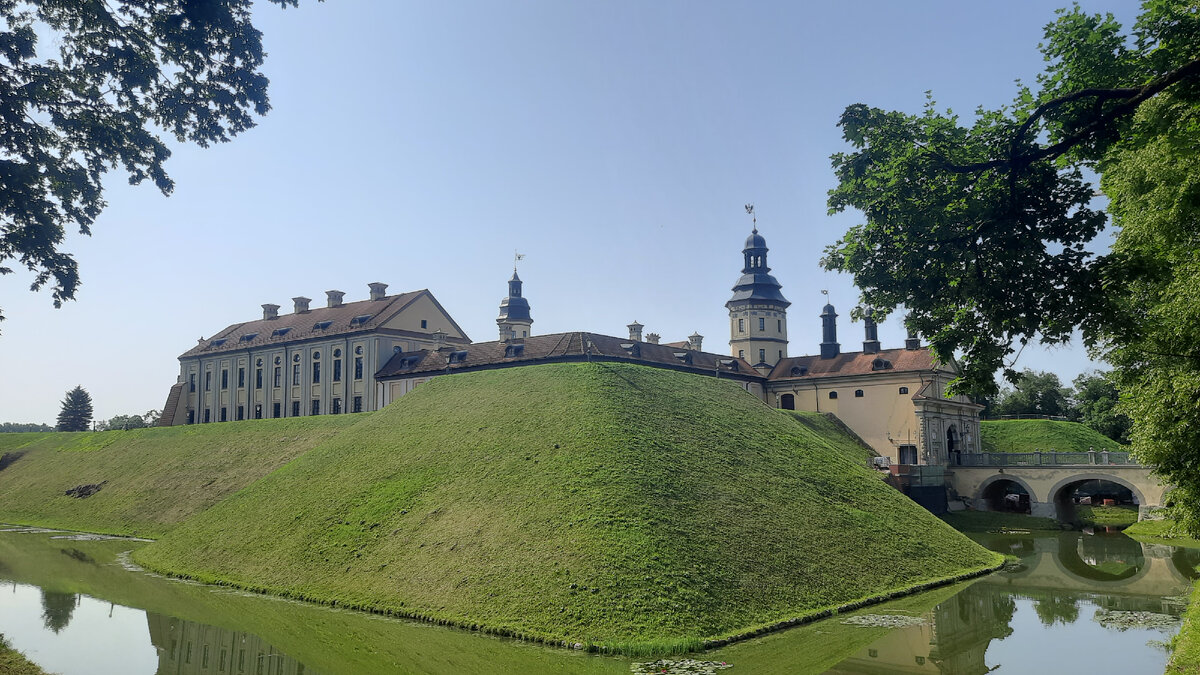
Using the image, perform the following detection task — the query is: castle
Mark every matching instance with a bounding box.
[159,226,981,467]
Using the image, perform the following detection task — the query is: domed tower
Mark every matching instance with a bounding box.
[726,224,790,368]
[497,270,532,341]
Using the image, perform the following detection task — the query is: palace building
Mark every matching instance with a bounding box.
[159,222,981,467]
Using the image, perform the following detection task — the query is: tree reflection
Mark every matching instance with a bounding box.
[40,590,76,634]
[1032,592,1080,626]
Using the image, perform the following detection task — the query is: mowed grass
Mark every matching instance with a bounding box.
[137,362,1000,650]
[1075,504,1139,528]
[0,415,364,536]
[1170,581,1200,674]
[980,419,1123,453]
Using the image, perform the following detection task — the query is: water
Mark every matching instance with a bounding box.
[0,527,1195,674]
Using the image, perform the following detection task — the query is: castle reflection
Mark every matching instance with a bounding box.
[147,612,317,675]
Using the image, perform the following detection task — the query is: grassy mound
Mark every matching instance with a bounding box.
[0,415,363,536]
[980,419,1123,453]
[136,362,1000,650]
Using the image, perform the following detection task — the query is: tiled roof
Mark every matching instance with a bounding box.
[180,290,466,358]
[375,332,760,380]
[766,347,939,381]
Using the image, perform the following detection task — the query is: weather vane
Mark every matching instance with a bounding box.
[744,203,757,233]
[821,289,829,298]
[513,250,525,271]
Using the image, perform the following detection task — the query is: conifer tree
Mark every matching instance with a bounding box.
[55,386,93,432]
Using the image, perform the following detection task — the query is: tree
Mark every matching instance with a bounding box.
[95,410,158,431]
[821,1,1200,532]
[991,370,1071,418]
[0,0,301,330]
[55,386,92,431]
[0,422,52,433]
[1071,371,1131,443]
[40,590,76,634]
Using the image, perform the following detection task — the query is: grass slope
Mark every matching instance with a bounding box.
[0,416,363,536]
[137,362,1000,650]
[0,636,48,675]
[980,419,1123,453]
[1170,581,1200,674]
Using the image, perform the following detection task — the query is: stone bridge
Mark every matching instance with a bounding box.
[946,452,1168,520]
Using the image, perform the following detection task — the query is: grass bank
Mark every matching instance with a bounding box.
[940,510,1063,533]
[0,636,47,675]
[1126,519,1200,550]
[980,419,1123,453]
[134,362,1001,651]
[1075,504,1139,528]
[0,415,364,537]
[1169,581,1200,674]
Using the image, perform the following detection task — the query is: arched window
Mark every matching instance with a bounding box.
[828,391,838,399]
[854,389,864,398]
[780,393,795,410]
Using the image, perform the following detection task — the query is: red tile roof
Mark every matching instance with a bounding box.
[766,347,940,381]
[180,290,468,358]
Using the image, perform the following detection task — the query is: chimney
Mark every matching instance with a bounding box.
[262,303,280,320]
[433,328,447,351]
[688,332,703,351]
[820,303,840,359]
[368,282,388,301]
[627,320,644,342]
[863,310,881,354]
[292,296,311,314]
[905,327,921,350]
[645,332,661,345]
[326,290,345,308]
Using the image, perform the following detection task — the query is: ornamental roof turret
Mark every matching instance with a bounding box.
[497,270,532,324]
[726,227,790,308]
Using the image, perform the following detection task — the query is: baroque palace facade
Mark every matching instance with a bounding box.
[161,229,980,467]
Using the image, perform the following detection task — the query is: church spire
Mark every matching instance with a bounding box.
[497,256,532,341]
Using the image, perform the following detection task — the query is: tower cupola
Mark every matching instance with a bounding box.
[820,301,840,359]
[863,310,881,354]
[726,205,790,369]
[497,269,533,341]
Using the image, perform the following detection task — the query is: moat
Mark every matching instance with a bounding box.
[0,527,1195,674]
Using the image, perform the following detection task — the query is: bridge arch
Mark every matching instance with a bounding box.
[1047,473,1145,522]
[975,474,1038,513]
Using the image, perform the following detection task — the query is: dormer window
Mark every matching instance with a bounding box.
[448,350,469,364]
[872,358,893,371]
[620,343,641,358]
[313,320,333,331]
[239,333,257,342]
[349,314,372,327]
[209,338,228,348]
[271,327,291,338]
[673,351,693,365]
[790,366,808,376]
[505,344,525,358]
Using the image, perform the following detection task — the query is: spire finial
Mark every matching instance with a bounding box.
[513,250,525,272]
[744,203,757,234]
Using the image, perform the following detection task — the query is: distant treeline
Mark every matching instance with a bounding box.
[0,423,52,433]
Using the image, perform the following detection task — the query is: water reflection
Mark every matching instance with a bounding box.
[824,532,1199,674]
[148,613,316,675]
[41,590,77,633]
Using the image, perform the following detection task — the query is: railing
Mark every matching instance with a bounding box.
[954,451,1139,467]
[980,414,1071,421]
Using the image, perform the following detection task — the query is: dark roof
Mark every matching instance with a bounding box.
[181,290,468,358]
[375,332,759,380]
[766,347,940,381]
[745,230,767,250]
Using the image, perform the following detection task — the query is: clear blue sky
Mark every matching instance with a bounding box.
[0,0,1139,424]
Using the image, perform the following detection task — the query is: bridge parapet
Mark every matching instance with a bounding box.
[955,451,1138,467]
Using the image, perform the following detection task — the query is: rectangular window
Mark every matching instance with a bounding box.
[202,645,209,668]
[236,405,244,421]
[205,371,212,391]
[354,356,363,380]
[332,398,342,414]
[255,367,263,389]
[189,373,196,392]
[333,359,342,382]
[203,408,211,423]
[778,350,783,360]
[353,396,363,413]
[219,407,227,422]
[312,362,321,384]
[254,404,262,419]
[238,367,245,388]
[221,369,229,389]
[186,410,195,424]
[219,648,226,671]
[759,348,765,363]
[738,318,744,332]
[272,402,280,419]
[738,350,745,359]
[273,366,281,387]
[758,317,765,331]
[186,642,192,664]
[239,649,245,671]
[292,401,300,417]
[292,363,300,384]
[311,399,320,415]
[421,319,427,328]
[777,319,782,332]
